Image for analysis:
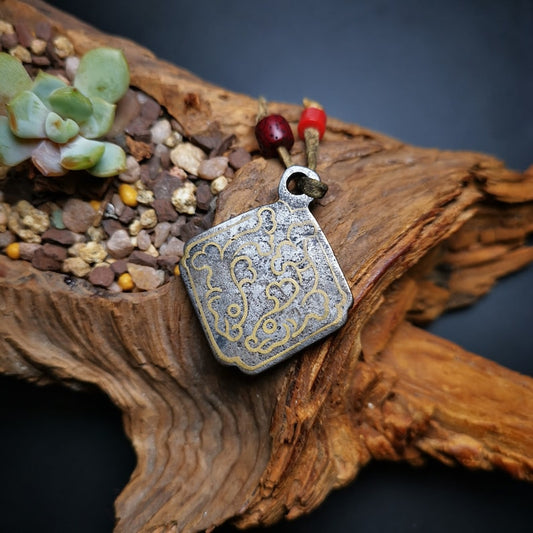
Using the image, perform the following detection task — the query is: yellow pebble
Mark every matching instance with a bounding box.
[5,242,20,260]
[118,272,135,291]
[118,183,138,207]
[89,199,101,211]
[173,264,180,276]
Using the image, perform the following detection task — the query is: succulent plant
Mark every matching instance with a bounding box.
[0,47,130,177]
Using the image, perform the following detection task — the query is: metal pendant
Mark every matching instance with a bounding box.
[180,165,353,374]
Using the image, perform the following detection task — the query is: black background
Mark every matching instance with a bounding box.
[1,1,532,531]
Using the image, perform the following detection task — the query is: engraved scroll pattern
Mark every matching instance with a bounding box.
[183,201,350,365]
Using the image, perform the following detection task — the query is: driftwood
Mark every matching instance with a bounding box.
[1,1,533,531]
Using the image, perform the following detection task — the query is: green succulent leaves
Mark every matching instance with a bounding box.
[0,47,129,177]
[74,48,130,103]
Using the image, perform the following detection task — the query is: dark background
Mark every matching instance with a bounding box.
[1,1,532,531]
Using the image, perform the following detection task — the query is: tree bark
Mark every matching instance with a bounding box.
[0,1,532,531]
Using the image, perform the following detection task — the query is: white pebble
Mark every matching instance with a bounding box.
[170,142,206,175]
[171,182,197,215]
[210,176,229,195]
[150,119,172,144]
[65,56,80,81]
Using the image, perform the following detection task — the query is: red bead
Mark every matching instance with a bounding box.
[298,107,327,140]
[255,114,294,158]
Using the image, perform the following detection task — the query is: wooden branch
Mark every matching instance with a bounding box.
[0,1,532,532]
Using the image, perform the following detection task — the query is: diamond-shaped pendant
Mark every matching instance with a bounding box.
[180,165,353,374]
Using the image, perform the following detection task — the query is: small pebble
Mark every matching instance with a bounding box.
[42,243,67,262]
[5,242,20,259]
[64,56,80,81]
[41,228,77,246]
[30,38,47,56]
[228,147,252,169]
[198,156,228,180]
[62,198,96,233]
[88,265,115,288]
[110,259,128,275]
[164,131,182,148]
[62,257,91,277]
[140,208,157,229]
[53,35,74,58]
[159,236,184,257]
[154,144,170,169]
[117,272,134,291]
[137,189,154,205]
[111,194,126,217]
[9,45,31,63]
[0,21,15,35]
[210,176,229,195]
[128,219,142,236]
[136,229,151,250]
[153,198,178,222]
[18,242,40,261]
[102,219,123,237]
[170,142,206,175]
[107,229,134,259]
[129,250,158,268]
[118,183,138,207]
[171,182,197,215]
[151,119,171,144]
[0,231,15,249]
[16,200,48,232]
[118,206,136,224]
[32,248,62,271]
[87,226,105,242]
[127,263,165,291]
[77,241,107,264]
[153,222,171,248]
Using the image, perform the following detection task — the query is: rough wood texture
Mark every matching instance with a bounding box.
[1,1,533,531]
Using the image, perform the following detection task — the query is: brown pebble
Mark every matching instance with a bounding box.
[225,166,235,179]
[88,265,115,288]
[35,21,52,41]
[157,255,180,270]
[140,97,161,123]
[191,124,223,152]
[62,198,96,234]
[31,55,50,67]
[128,250,158,268]
[0,231,15,249]
[125,118,152,142]
[180,217,210,242]
[153,222,171,248]
[153,198,178,222]
[211,134,236,157]
[196,181,213,211]
[107,229,134,259]
[159,236,184,257]
[102,219,124,237]
[110,259,128,275]
[169,217,186,237]
[19,242,40,261]
[136,229,151,251]
[32,248,62,271]
[2,32,18,49]
[153,172,184,200]
[14,23,34,48]
[228,147,252,169]
[109,89,141,137]
[118,206,136,224]
[42,243,67,262]
[41,228,77,246]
